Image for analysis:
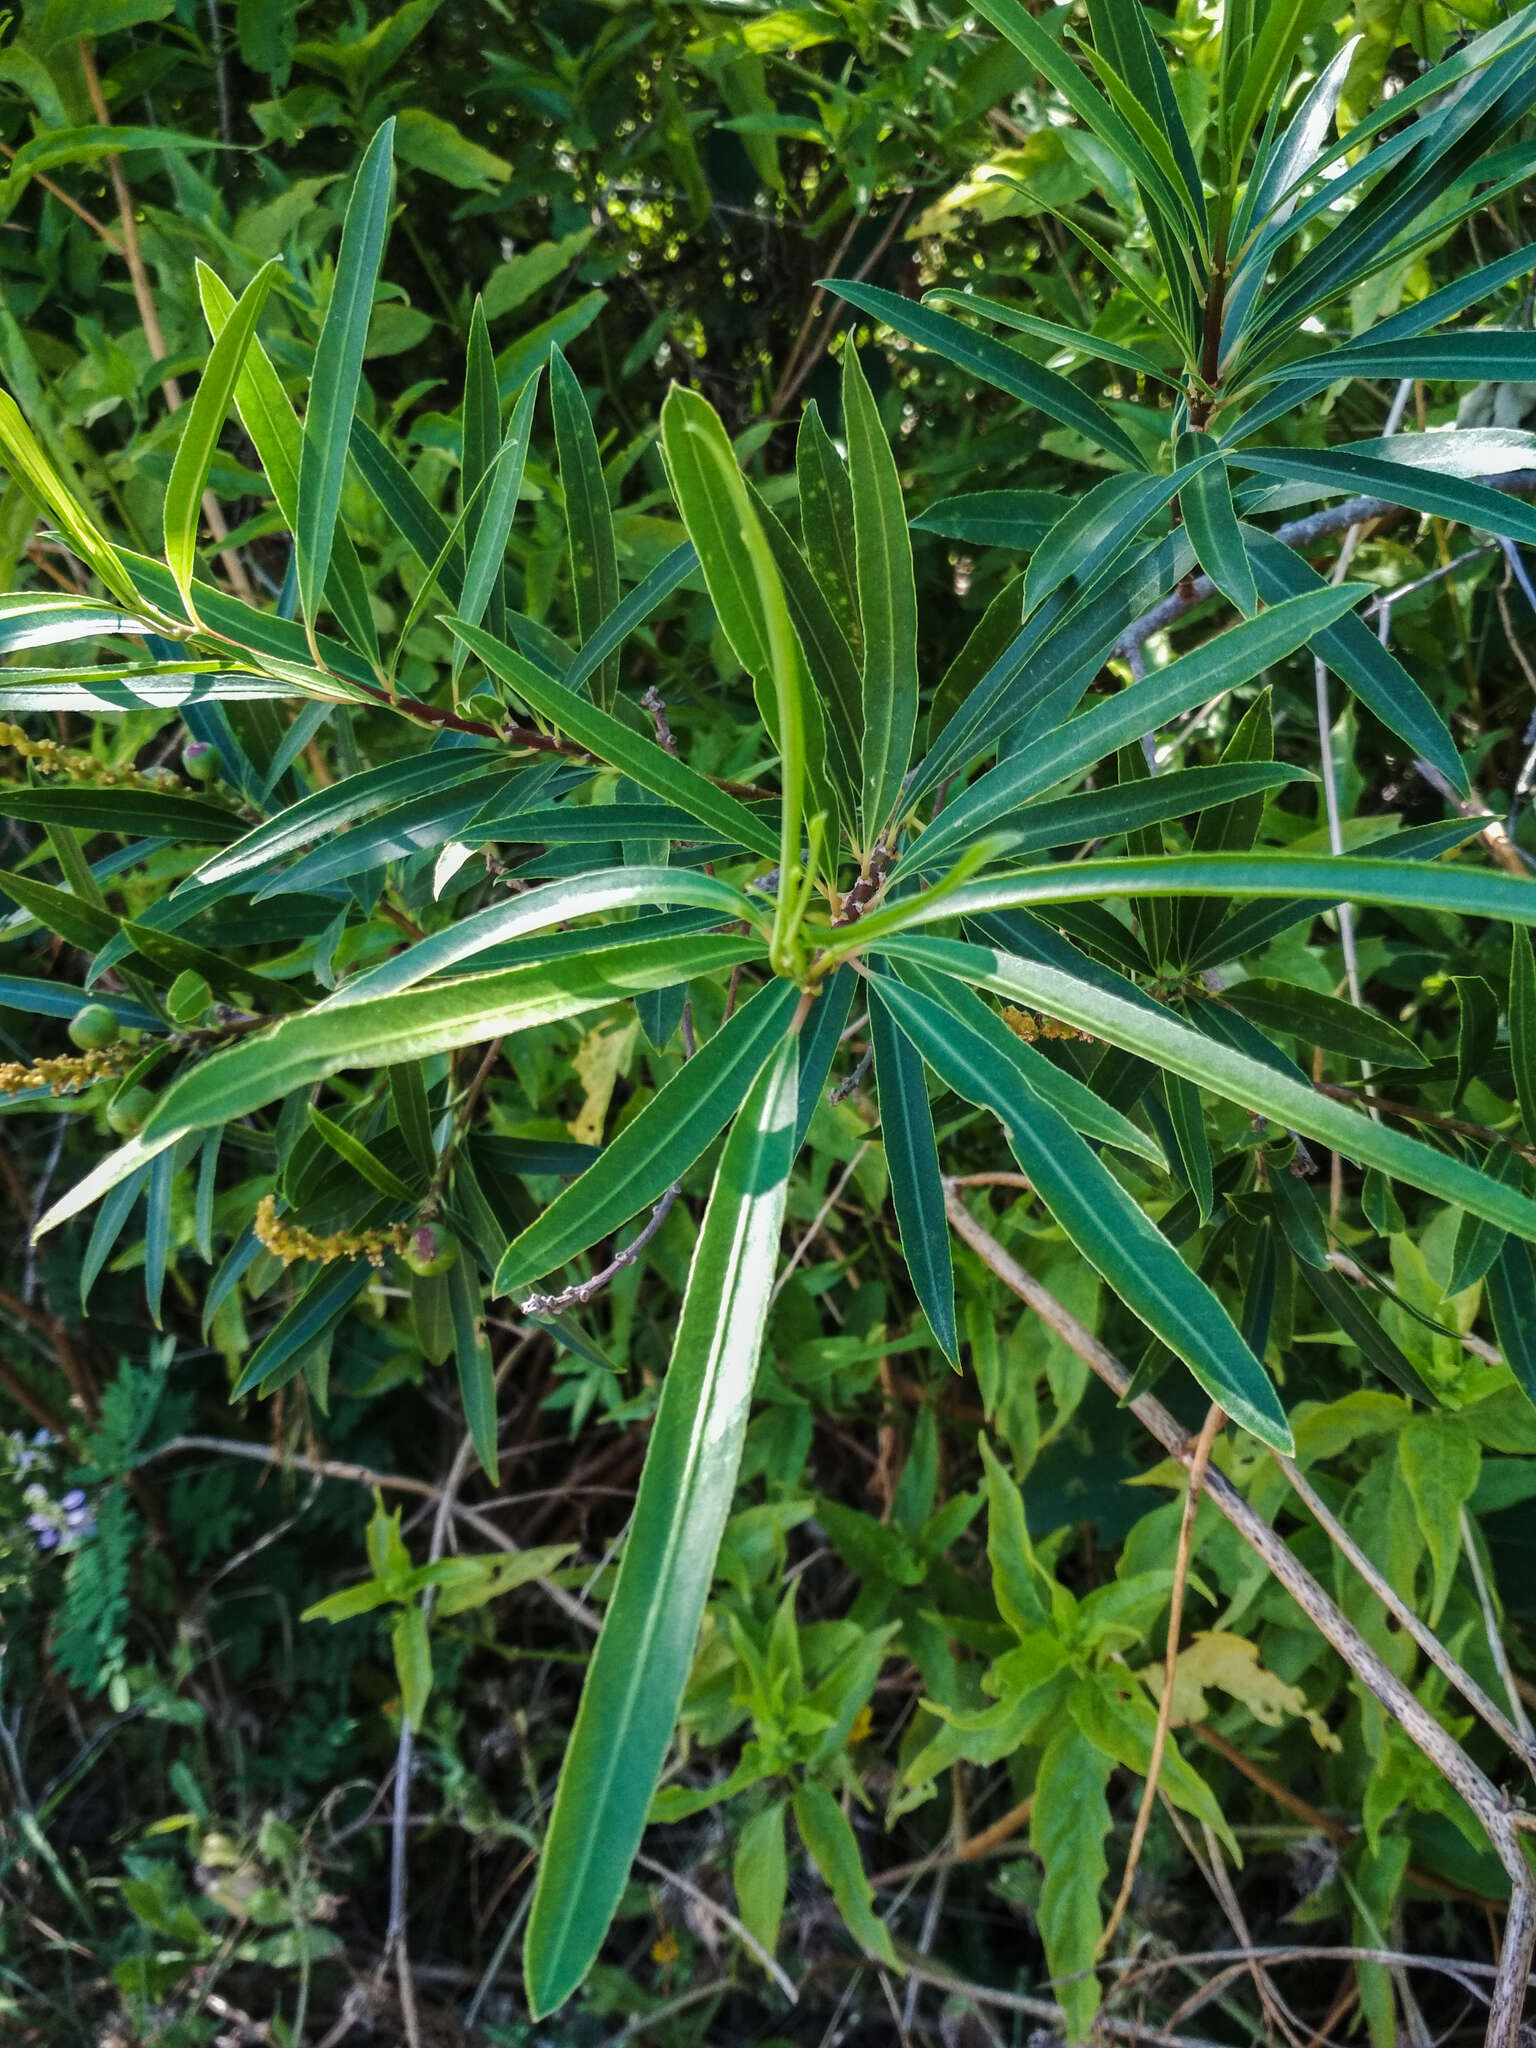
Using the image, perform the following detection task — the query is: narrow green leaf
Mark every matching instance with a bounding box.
[449,617,779,858]
[733,1802,788,1964]
[1487,1237,1536,1402]
[923,289,1176,385]
[796,400,861,659]
[870,983,958,1364]
[390,1062,437,1180]
[0,393,137,609]
[1220,980,1424,1068]
[197,262,380,665]
[495,978,799,1299]
[1173,691,1274,962]
[524,1039,798,2017]
[349,414,463,602]
[551,347,621,708]
[80,1167,146,1311]
[1511,928,1536,1149]
[137,934,759,1146]
[842,345,918,833]
[792,1780,897,1967]
[564,542,697,697]
[165,259,278,618]
[1176,433,1255,617]
[879,977,1290,1448]
[827,280,1147,471]
[0,870,119,952]
[307,1106,419,1202]
[0,786,242,844]
[451,370,540,678]
[884,932,1536,1250]
[231,1258,371,1399]
[329,866,754,1010]
[296,119,396,630]
[448,1246,498,1481]
[1164,1072,1213,1222]
[909,586,1363,870]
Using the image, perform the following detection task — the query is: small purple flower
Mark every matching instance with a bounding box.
[60,1489,86,1512]
[35,1527,58,1552]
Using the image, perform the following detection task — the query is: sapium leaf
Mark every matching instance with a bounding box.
[295,119,396,630]
[136,935,761,1144]
[882,932,1536,1252]
[876,975,1291,1448]
[827,279,1148,470]
[551,347,621,708]
[448,617,779,858]
[843,344,918,833]
[870,982,958,1364]
[523,1037,798,2016]
[494,977,799,1299]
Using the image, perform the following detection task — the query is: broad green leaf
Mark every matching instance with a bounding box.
[449,617,778,858]
[884,932,1536,1251]
[1175,433,1255,617]
[327,866,755,1009]
[878,976,1290,1448]
[1234,444,1536,553]
[165,260,278,619]
[0,786,242,844]
[796,400,861,658]
[1511,928,1536,1150]
[136,934,759,1146]
[1220,980,1424,1068]
[1398,1417,1480,1624]
[523,1038,798,2017]
[550,348,621,708]
[1030,1712,1112,2040]
[733,1801,788,1963]
[791,1780,897,1967]
[296,119,396,630]
[870,983,957,1364]
[906,586,1365,871]
[843,344,918,833]
[494,977,798,1299]
[978,1435,1052,1636]
[0,869,119,952]
[828,280,1147,471]
[448,1247,498,1481]
[1026,469,1194,619]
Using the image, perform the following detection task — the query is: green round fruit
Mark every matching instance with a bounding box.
[68,1003,119,1051]
[106,1086,156,1137]
[181,740,217,781]
[402,1221,457,1277]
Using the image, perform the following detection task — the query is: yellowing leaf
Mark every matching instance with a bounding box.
[567,1018,640,1147]
[1146,1630,1340,1752]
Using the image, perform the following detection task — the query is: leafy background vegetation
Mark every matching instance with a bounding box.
[7,3,1536,2046]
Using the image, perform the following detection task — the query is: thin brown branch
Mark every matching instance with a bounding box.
[76,38,257,606]
[944,1187,1536,2047]
[1101,1401,1224,1952]
[0,139,124,251]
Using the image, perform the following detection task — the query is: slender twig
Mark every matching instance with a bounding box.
[771,1144,867,1303]
[944,1188,1536,2048]
[1460,1505,1536,1750]
[641,686,678,756]
[1101,1401,1224,1952]
[1278,1454,1536,1779]
[1114,471,1536,661]
[0,139,125,250]
[74,39,256,604]
[634,1852,797,2002]
[829,1046,873,1105]
[521,1182,681,1317]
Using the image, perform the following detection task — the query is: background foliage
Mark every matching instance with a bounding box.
[7,3,1536,2046]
